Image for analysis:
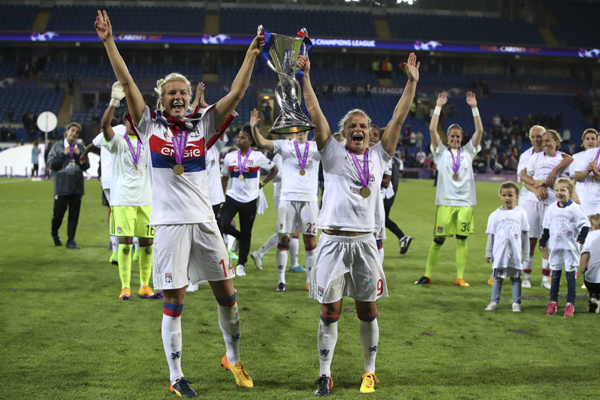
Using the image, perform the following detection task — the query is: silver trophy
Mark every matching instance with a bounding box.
[258,25,316,134]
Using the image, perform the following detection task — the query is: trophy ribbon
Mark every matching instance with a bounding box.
[124,133,142,170]
[348,148,370,198]
[293,140,310,175]
[450,148,461,180]
[238,149,251,180]
[172,130,188,175]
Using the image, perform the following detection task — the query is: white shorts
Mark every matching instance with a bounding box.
[152,222,233,290]
[549,248,580,272]
[273,185,281,211]
[277,199,319,236]
[310,232,388,304]
[522,200,548,238]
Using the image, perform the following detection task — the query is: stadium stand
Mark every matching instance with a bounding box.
[0,5,39,32]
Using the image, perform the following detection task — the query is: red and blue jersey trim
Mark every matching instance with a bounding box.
[229,165,260,179]
[149,135,206,172]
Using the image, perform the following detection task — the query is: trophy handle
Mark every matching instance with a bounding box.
[293,43,307,76]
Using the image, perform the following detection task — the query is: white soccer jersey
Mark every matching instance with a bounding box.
[221,149,275,203]
[93,128,124,191]
[272,139,320,202]
[432,141,480,206]
[582,230,600,283]
[486,206,530,270]
[206,136,226,206]
[542,201,590,252]
[102,133,152,206]
[525,151,572,204]
[272,153,283,209]
[517,146,539,205]
[319,137,391,233]
[135,105,219,225]
[574,148,600,215]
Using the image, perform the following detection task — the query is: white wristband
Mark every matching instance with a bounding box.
[471,107,480,117]
[433,106,442,116]
[109,98,120,108]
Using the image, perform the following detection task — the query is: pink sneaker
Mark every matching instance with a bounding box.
[546,302,558,315]
[564,303,574,318]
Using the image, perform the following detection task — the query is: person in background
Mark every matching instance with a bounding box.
[31,139,41,178]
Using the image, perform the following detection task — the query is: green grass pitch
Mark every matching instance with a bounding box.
[0,177,598,399]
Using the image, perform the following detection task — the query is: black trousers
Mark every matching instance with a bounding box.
[212,203,224,235]
[221,195,257,266]
[584,279,600,299]
[51,194,82,242]
[383,196,405,240]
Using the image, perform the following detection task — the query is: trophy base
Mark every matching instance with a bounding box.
[269,124,315,135]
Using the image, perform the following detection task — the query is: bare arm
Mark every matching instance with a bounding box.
[382,53,419,156]
[95,10,145,126]
[249,109,274,151]
[79,143,99,164]
[546,153,573,187]
[259,165,278,189]
[100,105,116,142]
[429,92,447,150]
[213,36,264,128]
[580,252,590,275]
[466,91,483,149]
[298,55,330,150]
[221,176,229,196]
[381,174,391,189]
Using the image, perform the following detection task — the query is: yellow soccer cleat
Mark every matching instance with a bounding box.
[119,287,131,300]
[139,285,154,297]
[455,277,470,287]
[487,276,493,285]
[360,371,379,393]
[221,354,253,388]
[305,283,310,291]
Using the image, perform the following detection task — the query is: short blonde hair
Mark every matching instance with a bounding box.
[447,123,463,136]
[588,213,600,229]
[333,132,346,145]
[155,73,192,111]
[581,128,599,145]
[528,125,545,140]
[543,129,562,143]
[337,109,371,135]
[554,176,574,193]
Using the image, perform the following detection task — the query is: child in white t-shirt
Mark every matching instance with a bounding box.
[580,213,600,313]
[539,178,590,317]
[485,182,530,312]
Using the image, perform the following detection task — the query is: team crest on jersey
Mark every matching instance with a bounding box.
[318,286,324,297]
[188,129,201,139]
[437,226,443,233]
[514,234,519,239]
[165,273,172,283]
[117,227,122,234]
[369,174,375,183]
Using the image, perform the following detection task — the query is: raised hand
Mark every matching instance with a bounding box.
[466,91,477,107]
[436,92,448,107]
[247,35,265,57]
[79,154,87,165]
[192,82,208,108]
[404,52,420,82]
[94,10,112,42]
[249,109,260,129]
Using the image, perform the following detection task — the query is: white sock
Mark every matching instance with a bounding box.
[227,234,236,251]
[110,235,119,253]
[524,259,534,277]
[305,248,316,284]
[258,233,279,258]
[289,236,299,267]
[133,236,140,252]
[542,259,550,279]
[318,319,338,377]
[359,318,379,373]
[162,312,184,384]
[276,246,288,284]
[217,302,241,364]
[379,247,385,263]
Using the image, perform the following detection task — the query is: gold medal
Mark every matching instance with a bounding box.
[173,164,184,175]
[360,187,371,198]
[239,175,245,181]
[299,169,306,176]
[135,164,138,170]
[452,173,459,180]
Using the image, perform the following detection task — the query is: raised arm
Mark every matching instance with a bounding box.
[79,143,99,165]
[191,82,209,109]
[213,36,264,128]
[466,91,483,149]
[299,55,330,150]
[249,109,274,152]
[95,10,145,125]
[429,92,447,150]
[101,105,116,143]
[382,53,419,156]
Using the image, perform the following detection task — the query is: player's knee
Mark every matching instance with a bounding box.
[433,237,446,245]
[456,235,468,241]
[278,233,291,245]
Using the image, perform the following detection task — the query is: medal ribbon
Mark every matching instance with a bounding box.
[69,143,75,162]
[449,148,461,175]
[172,131,188,165]
[348,148,370,188]
[293,140,310,171]
[123,134,142,166]
[238,149,251,178]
